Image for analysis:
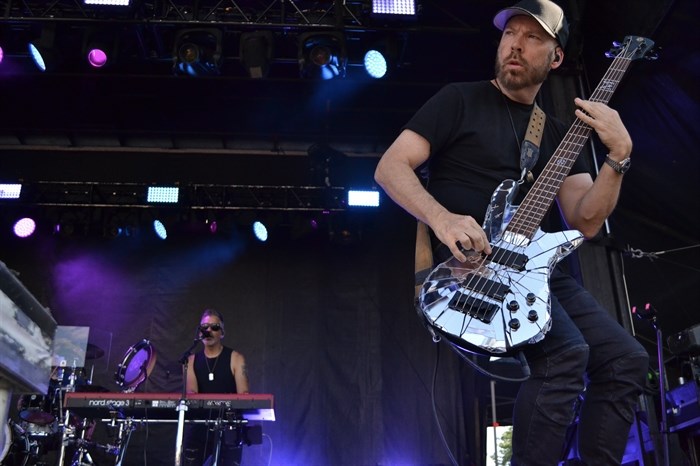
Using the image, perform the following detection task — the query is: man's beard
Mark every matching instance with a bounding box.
[494,54,550,91]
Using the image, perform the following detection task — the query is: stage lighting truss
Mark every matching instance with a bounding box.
[4,182,353,212]
[298,32,347,80]
[173,29,222,77]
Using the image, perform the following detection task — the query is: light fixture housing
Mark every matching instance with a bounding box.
[298,32,347,80]
[83,29,117,69]
[240,31,274,79]
[28,26,60,72]
[173,29,223,77]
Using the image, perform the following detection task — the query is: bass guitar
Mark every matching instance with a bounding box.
[417,36,655,356]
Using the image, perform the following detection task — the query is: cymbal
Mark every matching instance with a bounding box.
[85,343,105,360]
[19,409,55,425]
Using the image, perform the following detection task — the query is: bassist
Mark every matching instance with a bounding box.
[374,1,649,464]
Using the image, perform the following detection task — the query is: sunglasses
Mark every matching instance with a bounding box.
[199,324,222,332]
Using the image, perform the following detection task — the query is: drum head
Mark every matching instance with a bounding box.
[17,395,54,426]
[114,339,156,392]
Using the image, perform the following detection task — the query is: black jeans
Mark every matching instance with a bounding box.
[510,269,649,466]
[184,424,243,466]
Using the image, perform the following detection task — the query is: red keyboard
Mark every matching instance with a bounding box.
[63,392,275,421]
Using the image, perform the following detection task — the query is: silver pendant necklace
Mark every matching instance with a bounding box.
[204,352,221,381]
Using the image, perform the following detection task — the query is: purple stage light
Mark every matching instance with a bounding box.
[208,220,218,234]
[87,48,108,68]
[0,46,4,64]
[13,217,37,238]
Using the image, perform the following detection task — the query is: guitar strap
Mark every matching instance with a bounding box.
[414,103,546,298]
[520,102,546,184]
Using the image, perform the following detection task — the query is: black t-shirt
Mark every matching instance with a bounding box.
[404,81,590,232]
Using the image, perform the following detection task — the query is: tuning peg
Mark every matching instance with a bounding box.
[645,46,661,61]
[605,41,624,58]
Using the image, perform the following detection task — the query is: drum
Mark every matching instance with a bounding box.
[1,422,40,466]
[17,394,54,426]
[114,339,157,392]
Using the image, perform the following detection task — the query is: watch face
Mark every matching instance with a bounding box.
[619,158,631,173]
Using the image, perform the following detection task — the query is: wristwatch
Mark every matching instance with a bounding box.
[604,155,631,174]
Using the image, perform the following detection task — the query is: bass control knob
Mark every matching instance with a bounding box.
[526,292,537,305]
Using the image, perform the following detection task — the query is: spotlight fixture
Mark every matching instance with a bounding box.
[153,219,168,240]
[240,31,274,79]
[0,45,4,65]
[363,50,387,79]
[83,29,116,69]
[104,211,139,239]
[252,221,268,242]
[298,32,347,80]
[28,26,60,72]
[363,36,401,79]
[13,217,36,238]
[173,29,222,77]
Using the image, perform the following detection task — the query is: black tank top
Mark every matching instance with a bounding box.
[193,346,237,393]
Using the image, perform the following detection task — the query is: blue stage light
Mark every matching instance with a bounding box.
[153,220,168,240]
[364,50,387,79]
[252,221,268,242]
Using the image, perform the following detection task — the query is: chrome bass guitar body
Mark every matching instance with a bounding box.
[418,179,583,356]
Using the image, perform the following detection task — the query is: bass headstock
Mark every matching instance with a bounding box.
[605,36,657,61]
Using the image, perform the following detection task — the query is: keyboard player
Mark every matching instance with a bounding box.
[184,308,250,466]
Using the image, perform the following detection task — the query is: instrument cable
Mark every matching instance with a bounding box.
[431,342,460,466]
[429,340,532,466]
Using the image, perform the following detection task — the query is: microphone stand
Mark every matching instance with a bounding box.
[174,335,205,466]
[634,304,670,466]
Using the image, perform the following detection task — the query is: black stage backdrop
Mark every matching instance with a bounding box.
[1,202,489,466]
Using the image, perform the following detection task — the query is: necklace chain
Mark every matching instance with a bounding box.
[494,80,523,154]
[204,351,221,381]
